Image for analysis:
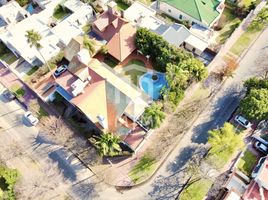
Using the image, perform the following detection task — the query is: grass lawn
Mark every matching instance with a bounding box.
[122,59,147,85]
[216,8,241,44]
[9,84,25,98]
[26,66,39,76]
[180,179,213,200]
[230,30,260,55]
[238,150,257,176]
[129,154,156,183]
[115,0,129,10]
[53,5,71,20]
[82,23,91,33]
[0,52,18,65]
[103,56,118,68]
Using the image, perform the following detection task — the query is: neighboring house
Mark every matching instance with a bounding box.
[92,1,137,61]
[92,2,128,42]
[106,23,136,62]
[124,1,208,55]
[218,156,268,200]
[0,1,29,29]
[0,0,93,66]
[156,0,225,28]
[243,156,268,200]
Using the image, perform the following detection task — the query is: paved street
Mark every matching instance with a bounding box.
[0,83,103,200]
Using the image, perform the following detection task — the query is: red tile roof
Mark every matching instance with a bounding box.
[243,180,268,200]
[107,23,136,61]
[92,10,128,41]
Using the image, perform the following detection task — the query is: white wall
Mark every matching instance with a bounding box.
[159,2,212,28]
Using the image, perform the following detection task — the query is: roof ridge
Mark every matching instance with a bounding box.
[193,0,202,22]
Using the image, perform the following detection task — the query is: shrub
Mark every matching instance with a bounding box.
[15,0,29,7]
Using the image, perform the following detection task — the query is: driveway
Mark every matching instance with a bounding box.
[0,83,101,200]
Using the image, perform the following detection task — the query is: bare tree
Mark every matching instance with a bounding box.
[28,99,41,116]
[40,116,73,146]
[15,161,69,200]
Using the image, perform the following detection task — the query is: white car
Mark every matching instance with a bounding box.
[234,115,252,129]
[255,141,268,154]
[24,111,39,126]
[54,65,67,77]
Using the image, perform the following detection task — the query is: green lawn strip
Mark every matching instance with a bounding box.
[180,179,213,200]
[124,69,145,86]
[26,66,39,76]
[0,53,18,65]
[115,0,129,10]
[237,150,257,176]
[129,154,157,183]
[216,8,241,44]
[230,30,259,55]
[9,84,25,98]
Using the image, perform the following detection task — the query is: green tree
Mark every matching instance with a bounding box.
[166,63,189,89]
[244,77,268,93]
[25,30,55,79]
[83,36,96,56]
[95,132,122,156]
[15,0,29,6]
[207,123,244,168]
[180,58,208,81]
[248,8,268,32]
[239,88,268,120]
[142,102,166,129]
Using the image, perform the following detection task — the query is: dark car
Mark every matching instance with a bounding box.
[3,90,16,101]
[255,141,268,154]
[54,65,67,77]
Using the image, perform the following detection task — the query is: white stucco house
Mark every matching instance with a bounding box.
[0,1,29,29]
[0,0,93,66]
[156,0,225,28]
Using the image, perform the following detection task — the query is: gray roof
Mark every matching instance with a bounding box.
[154,23,191,47]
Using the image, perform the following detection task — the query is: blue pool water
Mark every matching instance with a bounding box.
[139,72,167,100]
[26,4,34,14]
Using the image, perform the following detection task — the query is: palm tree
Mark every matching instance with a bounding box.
[25,29,56,80]
[142,102,166,129]
[95,132,122,156]
[83,35,96,56]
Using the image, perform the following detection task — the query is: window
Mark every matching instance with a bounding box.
[179,15,182,19]
[168,9,171,13]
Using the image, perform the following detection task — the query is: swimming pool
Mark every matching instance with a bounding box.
[26,3,34,14]
[139,72,167,100]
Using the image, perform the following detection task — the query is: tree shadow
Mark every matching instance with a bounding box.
[71,180,100,200]
[191,84,243,144]
[166,146,197,173]
[48,148,86,182]
[32,131,56,150]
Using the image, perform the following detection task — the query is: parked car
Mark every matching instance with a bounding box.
[251,156,266,178]
[234,115,252,129]
[2,89,16,101]
[255,141,268,154]
[54,65,67,77]
[24,111,39,126]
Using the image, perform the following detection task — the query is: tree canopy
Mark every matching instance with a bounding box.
[240,78,268,120]
[239,88,268,120]
[25,30,42,49]
[207,123,244,168]
[142,102,166,129]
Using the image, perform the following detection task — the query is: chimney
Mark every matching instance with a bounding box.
[107,1,117,15]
